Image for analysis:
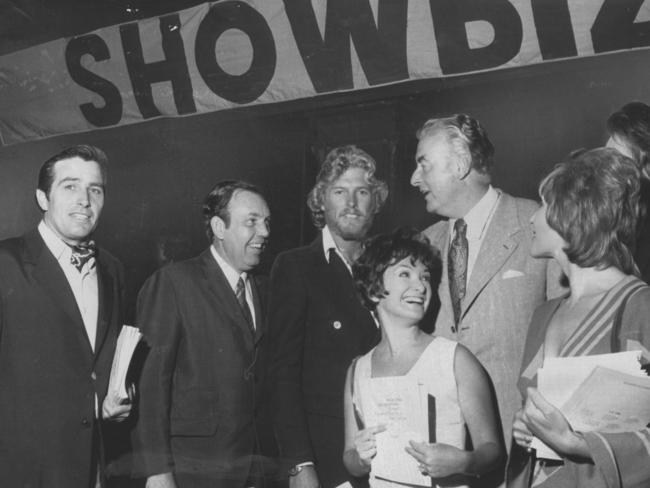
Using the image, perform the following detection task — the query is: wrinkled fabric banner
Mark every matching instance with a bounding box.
[1,0,649,146]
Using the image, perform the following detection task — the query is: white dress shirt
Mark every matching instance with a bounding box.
[39,221,99,351]
[210,246,257,330]
[449,186,502,280]
[322,225,353,274]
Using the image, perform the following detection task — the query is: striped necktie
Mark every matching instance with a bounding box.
[236,276,254,333]
[448,219,468,329]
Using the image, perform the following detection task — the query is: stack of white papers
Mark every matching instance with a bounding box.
[107,325,142,401]
[364,376,430,487]
[563,366,650,433]
[533,351,649,459]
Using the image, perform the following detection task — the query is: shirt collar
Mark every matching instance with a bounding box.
[210,245,247,291]
[38,220,72,262]
[451,185,500,241]
[321,225,339,263]
[321,225,355,274]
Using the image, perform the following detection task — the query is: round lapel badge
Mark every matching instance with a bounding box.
[333,320,342,330]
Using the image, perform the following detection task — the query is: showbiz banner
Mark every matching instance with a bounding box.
[1,0,649,145]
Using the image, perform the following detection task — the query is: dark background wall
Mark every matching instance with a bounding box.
[1,0,649,312]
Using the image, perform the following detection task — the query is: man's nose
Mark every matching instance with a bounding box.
[77,189,91,206]
[410,167,421,186]
[257,221,270,238]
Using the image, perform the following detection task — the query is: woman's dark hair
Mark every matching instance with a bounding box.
[540,147,640,274]
[353,228,441,311]
[607,101,650,179]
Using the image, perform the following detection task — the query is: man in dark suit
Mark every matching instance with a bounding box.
[267,146,388,488]
[134,181,272,488]
[0,145,131,488]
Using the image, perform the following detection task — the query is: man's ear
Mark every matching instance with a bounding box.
[210,215,226,240]
[451,141,472,180]
[36,189,49,212]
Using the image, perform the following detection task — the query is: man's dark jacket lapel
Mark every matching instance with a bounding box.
[24,229,94,363]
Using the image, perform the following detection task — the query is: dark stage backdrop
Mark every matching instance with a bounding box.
[0,47,648,313]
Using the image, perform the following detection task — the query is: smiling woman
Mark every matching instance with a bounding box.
[342,228,505,488]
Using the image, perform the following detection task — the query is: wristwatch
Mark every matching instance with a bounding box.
[288,465,305,477]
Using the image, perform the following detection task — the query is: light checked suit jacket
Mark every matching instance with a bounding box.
[423,192,561,451]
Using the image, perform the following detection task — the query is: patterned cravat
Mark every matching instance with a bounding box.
[70,240,96,272]
[448,219,468,328]
[235,276,254,333]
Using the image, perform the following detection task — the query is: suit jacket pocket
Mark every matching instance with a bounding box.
[170,415,219,437]
[170,387,219,436]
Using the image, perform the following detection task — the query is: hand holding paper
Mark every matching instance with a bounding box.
[102,389,132,421]
[512,408,534,450]
[353,425,386,468]
[522,388,587,459]
[529,351,650,460]
[405,440,469,479]
[107,325,142,403]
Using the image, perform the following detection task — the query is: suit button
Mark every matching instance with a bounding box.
[81,417,91,427]
[91,372,97,380]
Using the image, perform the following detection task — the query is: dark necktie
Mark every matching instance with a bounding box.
[70,240,96,272]
[236,277,254,333]
[448,219,468,328]
[329,248,351,277]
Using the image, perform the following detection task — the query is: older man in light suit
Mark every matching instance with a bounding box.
[410,114,561,486]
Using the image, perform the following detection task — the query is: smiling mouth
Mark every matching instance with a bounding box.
[70,213,92,222]
[249,242,266,251]
[404,296,425,305]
